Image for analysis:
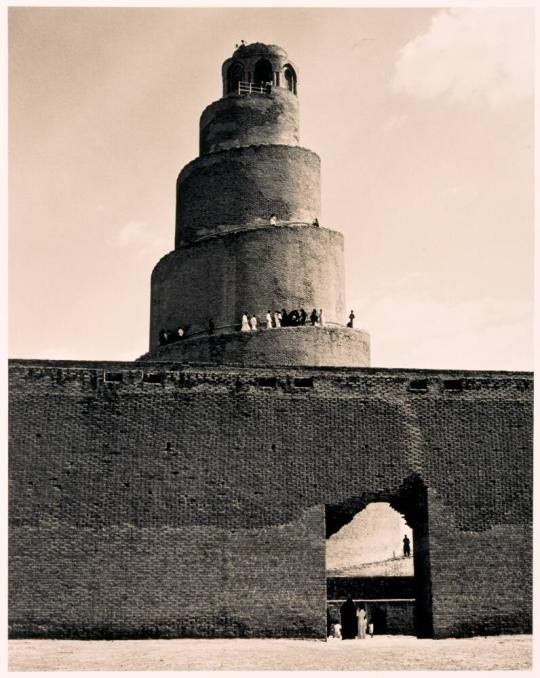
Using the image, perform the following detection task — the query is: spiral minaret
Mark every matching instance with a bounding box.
[143,42,370,367]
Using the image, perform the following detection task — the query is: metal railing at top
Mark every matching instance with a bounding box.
[237,81,272,95]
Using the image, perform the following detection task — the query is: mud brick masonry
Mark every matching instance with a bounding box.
[9,43,532,640]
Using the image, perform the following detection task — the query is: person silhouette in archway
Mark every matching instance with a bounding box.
[403,534,411,557]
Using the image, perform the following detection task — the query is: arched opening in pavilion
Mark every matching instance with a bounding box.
[227,62,245,94]
[283,64,297,94]
[253,58,273,87]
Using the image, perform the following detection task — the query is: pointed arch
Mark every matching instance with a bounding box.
[227,62,245,94]
[283,64,297,94]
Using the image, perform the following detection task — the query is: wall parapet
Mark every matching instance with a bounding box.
[8,359,533,399]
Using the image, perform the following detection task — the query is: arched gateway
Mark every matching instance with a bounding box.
[8,42,532,642]
[326,477,433,639]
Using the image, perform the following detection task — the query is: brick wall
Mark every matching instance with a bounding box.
[8,361,532,639]
[150,225,347,351]
[327,577,415,600]
[175,145,320,245]
[200,89,299,155]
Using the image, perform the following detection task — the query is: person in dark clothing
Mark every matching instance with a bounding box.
[281,308,289,327]
[299,308,307,326]
[347,310,355,328]
[158,328,168,346]
[310,308,319,326]
[289,309,299,325]
[312,217,320,227]
[340,595,357,640]
[208,319,215,335]
[403,534,411,557]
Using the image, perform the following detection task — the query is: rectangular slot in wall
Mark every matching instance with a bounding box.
[103,371,123,383]
[409,378,428,392]
[294,377,314,388]
[257,376,277,388]
[443,379,463,392]
[143,372,164,384]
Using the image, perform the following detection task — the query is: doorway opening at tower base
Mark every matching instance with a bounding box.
[325,475,433,640]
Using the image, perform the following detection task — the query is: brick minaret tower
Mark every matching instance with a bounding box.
[143,42,370,366]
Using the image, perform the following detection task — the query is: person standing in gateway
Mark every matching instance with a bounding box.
[340,595,357,640]
[403,534,411,557]
[356,604,368,639]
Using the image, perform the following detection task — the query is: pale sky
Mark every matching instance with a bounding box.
[327,502,412,571]
[8,6,534,370]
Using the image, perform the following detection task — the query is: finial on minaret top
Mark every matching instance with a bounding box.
[222,42,298,97]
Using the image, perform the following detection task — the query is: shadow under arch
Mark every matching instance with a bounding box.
[254,58,273,86]
[325,474,434,638]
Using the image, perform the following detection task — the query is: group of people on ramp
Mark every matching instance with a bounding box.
[158,308,357,346]
[241,307,323,331]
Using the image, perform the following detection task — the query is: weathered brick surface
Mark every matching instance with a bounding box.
[175,145,320,245]
[8,361,532,639]
[427,501,531,637]
[151,224,348,351]
[10,512,324,639]
[200,89,299,155]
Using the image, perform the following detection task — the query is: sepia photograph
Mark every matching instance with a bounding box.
[7,3,533,671]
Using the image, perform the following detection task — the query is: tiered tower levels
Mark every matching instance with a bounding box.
[145,43,370,366]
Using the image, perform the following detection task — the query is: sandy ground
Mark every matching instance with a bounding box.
[8,634,532,671]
